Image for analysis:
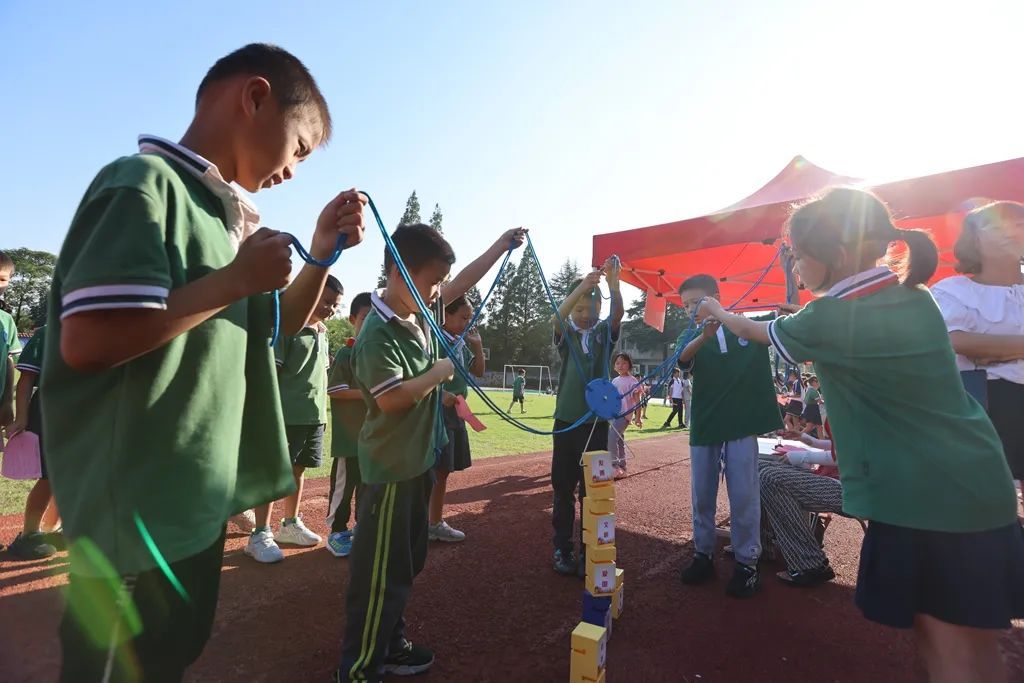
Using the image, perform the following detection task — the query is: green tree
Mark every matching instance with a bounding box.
[479,257,516,369]
[429,203,443,233]
[324,317,356,357]
[507,246,551,365]
[3,248,57,332]
[550,259,582,302]
[378,191,424,288]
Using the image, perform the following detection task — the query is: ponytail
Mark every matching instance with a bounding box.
[892,228,938,287]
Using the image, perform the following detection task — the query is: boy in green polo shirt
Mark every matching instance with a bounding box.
[676,274,782,598]
[245,275,344,563]
[338,223,525,682]
[508,367,526,413]
[429,295,487,543]
[550,260,623,576]
[325,291,373,558]
[7,325,63,560]
[41,44,365,681]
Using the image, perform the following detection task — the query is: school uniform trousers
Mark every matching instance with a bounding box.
[758,456,844,571]
[339,472,432,682]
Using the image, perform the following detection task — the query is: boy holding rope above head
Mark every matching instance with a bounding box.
[338,224,525,682]
[41,44,366,682]
[550,257,623,576]
[675,274,784,598]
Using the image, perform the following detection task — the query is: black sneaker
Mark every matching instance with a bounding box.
[553,549,576,575]
[7,531,57,560]
[43,530,67,551]
[776,564,835,588]
[725,562,761,598]
[680,552,715,585]
[382,640,434,676]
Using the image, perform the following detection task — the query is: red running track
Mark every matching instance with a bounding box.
[2,433,1022,682]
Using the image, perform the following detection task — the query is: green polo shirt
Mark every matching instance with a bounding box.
[804,386,820,406]
[275,322,329,425]
[353,294,440,483]
[440,331,473,398]
[554,319,618,424]
[1,310,21,391]
[15,326,44,385]
[768,285,1017,532]
[512,375,525,398]
[688,316,782,446]
[41,151,293,577]
[328,343,366,458]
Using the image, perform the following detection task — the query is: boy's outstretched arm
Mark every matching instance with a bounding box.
[278,190,365,335]
[677,320,721,365]
[63,228,295,372]
[466,328,486,377]
[552,270,602,334]
[441,228,527,302]
[605,257,624,334]
[375,358,454,414]
[699,299,772,345]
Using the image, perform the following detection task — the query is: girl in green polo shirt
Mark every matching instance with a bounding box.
[701,188,1024,683]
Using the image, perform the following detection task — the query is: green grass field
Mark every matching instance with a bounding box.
[0,390,683,515]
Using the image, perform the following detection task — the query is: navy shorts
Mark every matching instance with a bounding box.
[855,520,1024,629]
[438,405,472,472]
[285,424,325,469]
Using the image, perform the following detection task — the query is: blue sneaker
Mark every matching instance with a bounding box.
[553,548,576,575]
[326,529,354,557]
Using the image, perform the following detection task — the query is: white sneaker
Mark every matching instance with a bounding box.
[276,517,322,547]
[231,509,257,533]
[245,529,284,563]
[428,520,466,543]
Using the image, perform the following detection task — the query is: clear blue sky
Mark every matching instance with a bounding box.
[3,1,1023,307]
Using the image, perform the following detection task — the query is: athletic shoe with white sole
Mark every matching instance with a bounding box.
[275,516,321,546]
[382,640,435,676]
[326,530,354,557]
[428,520,466,543]
[244,529,284,564]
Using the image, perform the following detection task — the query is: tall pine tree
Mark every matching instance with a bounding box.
[550,259,583,302]
[481,257,517,368]
[378,191,424,287]
[429,204,443,233]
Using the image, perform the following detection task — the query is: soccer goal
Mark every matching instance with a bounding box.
[503,365,553,394]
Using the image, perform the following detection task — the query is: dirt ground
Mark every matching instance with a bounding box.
[2,433,1022,682]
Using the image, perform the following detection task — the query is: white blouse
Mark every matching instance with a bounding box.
[931,275,1024,384]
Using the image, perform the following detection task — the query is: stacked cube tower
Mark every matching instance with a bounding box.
[570,451,624,682]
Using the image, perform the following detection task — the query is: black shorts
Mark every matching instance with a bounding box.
[785,400,804,417]
[285,424,325,468]
[801,402,822,426]
[986,379,1024,479]
[512,395,524,404]
[855,520,1024,629]
[438,405,472,472]
[27,393,46,480]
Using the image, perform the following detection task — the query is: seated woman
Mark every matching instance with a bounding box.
[931,201,1024,512]
[758,429,842,587]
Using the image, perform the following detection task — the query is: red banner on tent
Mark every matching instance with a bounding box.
[643,290,667,332]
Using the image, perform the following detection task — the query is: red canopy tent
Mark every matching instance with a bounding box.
[593,155,1024,330]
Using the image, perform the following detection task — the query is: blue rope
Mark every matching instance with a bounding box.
[364,194,596,435]
[269,234,348,347]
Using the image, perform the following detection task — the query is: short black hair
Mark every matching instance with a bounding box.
[0,250,13,274]
[325,275,343,295]
[678,274,719,297]
[385,224,455,276]
[613,352,633,370]
[197,43,332,144]
[350,292,372,318]
[445,296,471,315]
